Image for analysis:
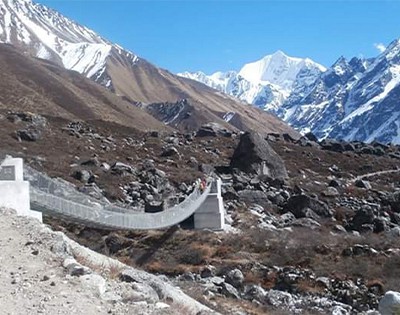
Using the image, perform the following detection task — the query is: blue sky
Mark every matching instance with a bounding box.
[40,0,400,74]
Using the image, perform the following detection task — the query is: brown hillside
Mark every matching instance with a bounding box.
[0,44,170,132]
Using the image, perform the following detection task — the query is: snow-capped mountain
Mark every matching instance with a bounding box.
[280,39,400,144]
[181,41,400,145]
[178,51,326,111]
[0,0,296,136]
[0,0,138,88]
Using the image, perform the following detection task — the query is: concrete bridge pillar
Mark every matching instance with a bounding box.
[194,178,225,230]
[0,157,42,222]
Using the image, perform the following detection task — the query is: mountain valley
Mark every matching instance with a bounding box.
[1,0,400,314]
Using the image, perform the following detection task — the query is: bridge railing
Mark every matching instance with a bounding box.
[30,180,211,230]
[24,165,142,213]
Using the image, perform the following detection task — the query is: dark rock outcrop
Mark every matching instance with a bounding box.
[230,132,288,179]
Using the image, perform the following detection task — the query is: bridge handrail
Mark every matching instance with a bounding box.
[30,180,211,229]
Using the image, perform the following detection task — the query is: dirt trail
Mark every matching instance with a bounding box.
[0,208,214,315]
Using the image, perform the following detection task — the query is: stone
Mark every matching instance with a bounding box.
[81,157,100,167]
[265,290,295,307]
[196,123,232,138]
[243,284,266,302]
[355,179,372,189]
[17,128,41,141]
[181,272,196,282]
[63,257,91,276]
[149,131,160,138]
[100,162,110,171]
[379,291,400,315]
[200,265,216,278]
[285,195,333,218]
[230,132,288,179]
[161,146,179,157]
[304,132,319,142]
[333,225,347,233]
[72,170,93,183]
[79,274,106,297]
[199,163,214,175]
[292,218,321,229]
[130,282,160,303]
[225,269,244,288]
[119,269,141,283]
[329,179,341,187]
[111,162,135,175]
[104,234,127,255]
[374,217,389,233]
[322,187,339,197]
[238,190,272,208]
[320,139,347,153]
[350,208,375,231]
[187,157,199,168]
[219,282,240,299]
[144,201,164,213]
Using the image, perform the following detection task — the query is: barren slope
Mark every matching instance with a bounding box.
[0,44,170,132]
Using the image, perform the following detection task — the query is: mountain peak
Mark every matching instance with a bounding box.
[271,50,287,58]
[238,52,325,89]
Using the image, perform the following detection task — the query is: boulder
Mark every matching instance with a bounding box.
[161,146,179,157]
[285,195,333,218]
[320,139,346,153]
[230,132,288,179]
[17,128,41,141]
[304,132,318,142]
[144,201,164,213]
[238,190,272,208]
[355,179,372,189]
[196,122,232,137]
[219,282,240,299]
[225,269,244,289]
[350,208,375,231]
[111,162,135,175]
[80,274,106,297]
[243,284,266,302]
[72,170,93,183]
[322,187,339,197]
[379,291,400,315]
[200,265,216,278]
[104,234,127,255]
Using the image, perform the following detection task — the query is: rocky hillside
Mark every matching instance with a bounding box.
[0,0,295,135]
[3,107,400,313]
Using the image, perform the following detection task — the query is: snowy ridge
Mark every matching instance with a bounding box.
[280,39,400,144]
[178,51,325,112]
[0,0,137,81]
[180,39,400,144]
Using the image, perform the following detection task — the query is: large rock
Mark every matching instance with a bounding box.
[17,128,41,141]
[238,190,272,208]
[196,122,232,137]
[379,291,400,315]
[225,269,244,289]
[350,208,375,232]
[284,195,333,218]
[230,132,288,179]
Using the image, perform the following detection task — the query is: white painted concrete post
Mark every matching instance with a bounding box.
[194,178,225,230]
[0,157,42,222]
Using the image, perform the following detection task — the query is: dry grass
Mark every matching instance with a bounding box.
[73,252,125,280]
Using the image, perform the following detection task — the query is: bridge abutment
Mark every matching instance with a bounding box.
[193,179,225,230]
[0,157,42,222]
